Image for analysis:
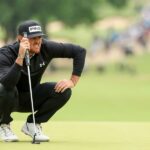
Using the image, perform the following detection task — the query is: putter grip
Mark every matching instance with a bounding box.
[23,32,30,66]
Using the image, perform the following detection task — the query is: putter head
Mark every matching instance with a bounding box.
[32,133,40,144]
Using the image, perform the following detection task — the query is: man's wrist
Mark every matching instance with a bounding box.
[70,75,79,87]
[70,79,76,86]
[16,56,24,66]
[18,53,24,59]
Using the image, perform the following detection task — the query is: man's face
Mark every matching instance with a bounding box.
[28,36,42,54]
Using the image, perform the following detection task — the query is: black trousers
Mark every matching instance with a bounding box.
[0,82,71,124]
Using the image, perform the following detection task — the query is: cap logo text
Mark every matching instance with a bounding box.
[29,26,41,33]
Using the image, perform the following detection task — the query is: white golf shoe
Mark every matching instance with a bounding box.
[21,122,49,142]
[0,124,18,142]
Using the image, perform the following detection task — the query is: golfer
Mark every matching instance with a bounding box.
[0,20,86,142]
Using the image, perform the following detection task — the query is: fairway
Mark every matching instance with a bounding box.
[1,121,150,150]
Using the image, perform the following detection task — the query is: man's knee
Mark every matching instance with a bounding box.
[52,88,72,109]
[61,88,72,102]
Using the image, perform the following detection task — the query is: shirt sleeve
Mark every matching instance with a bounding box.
[0,52,22,89]
[44,40,86,76]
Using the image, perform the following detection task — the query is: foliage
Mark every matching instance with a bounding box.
[0,0,131,42]
[107,0,128,8]
[0,0,100,41]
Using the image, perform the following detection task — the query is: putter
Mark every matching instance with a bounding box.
[24,32,40,144]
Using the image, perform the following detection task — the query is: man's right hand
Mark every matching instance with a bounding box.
[15,37,30,66]
[19,37,30,58]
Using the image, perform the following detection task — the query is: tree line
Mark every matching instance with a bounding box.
[0,0,128,42]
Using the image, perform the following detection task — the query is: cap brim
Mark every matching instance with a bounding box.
[27,33,45,38]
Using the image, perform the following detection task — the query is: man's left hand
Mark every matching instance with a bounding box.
[54,79,74,93]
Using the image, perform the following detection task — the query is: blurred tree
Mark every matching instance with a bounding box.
[50,0,99,25]
[107,0,128,8]
[0,0,128,42]
[0,0,33,42]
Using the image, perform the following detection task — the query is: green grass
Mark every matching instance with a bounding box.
[50,72,150,121]
[1,121,150,150]
[8,53,150,149]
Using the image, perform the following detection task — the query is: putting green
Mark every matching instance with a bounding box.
[0,121,150,150]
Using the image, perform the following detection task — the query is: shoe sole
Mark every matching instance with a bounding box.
[4,139,19,142]
[0,136,19,142]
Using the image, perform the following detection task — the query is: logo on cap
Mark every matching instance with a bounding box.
[29,26,42,33]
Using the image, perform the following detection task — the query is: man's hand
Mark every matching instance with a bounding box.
[19,37,30,58]
[54,79,74,93]
[16,36,30,66]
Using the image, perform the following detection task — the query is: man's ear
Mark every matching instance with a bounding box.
[17,35,23,42]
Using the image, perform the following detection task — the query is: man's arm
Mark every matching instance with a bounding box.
[0,38,28,89]
[44,40,86,76]
[0,54,22,89]
[44,40,86,93]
